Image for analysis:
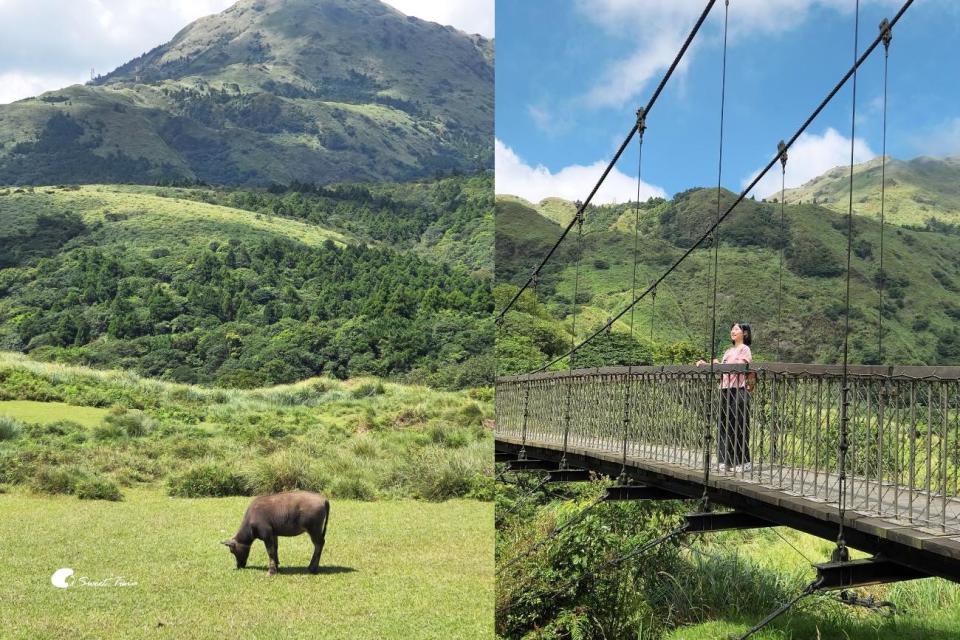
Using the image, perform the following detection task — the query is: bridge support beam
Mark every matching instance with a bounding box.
[495,452,516,463]
[814,557,926,589]
[684,511,773,532]
[546,469,592,483]
[604,485,685,502]
[506,458,557,472]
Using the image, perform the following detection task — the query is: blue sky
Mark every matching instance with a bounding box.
[495,0,960,203]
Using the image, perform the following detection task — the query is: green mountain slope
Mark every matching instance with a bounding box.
[0,0,493,186]
[496,186,960,372]
[780,156,960,227]
[0,184,492,388]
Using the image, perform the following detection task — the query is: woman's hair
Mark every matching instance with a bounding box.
[732,322,752,346]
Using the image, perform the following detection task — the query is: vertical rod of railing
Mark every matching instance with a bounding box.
[519,378,531,460]
[619,369,632,481]
[813,377,822,497]
[876,377,885,514]
[894,380,902,521]
[907,380,917,522]
[941,382,948,530]
[926,384,934,525]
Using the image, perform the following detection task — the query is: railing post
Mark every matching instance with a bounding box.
[561,375,572,469]
[519,377,531,460]
[619,367,634,482]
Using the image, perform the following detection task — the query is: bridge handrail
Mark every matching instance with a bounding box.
[497,363,960,383]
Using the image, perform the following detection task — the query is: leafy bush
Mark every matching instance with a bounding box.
[399,443,488,500]
[30,465,84,495]
[246,450,327,494]
[103,406,156,437]
[329,476,377,500]
[167,462,250,498]
[76,476,123,501]
[351,381,385,398]
[0,416,22,441]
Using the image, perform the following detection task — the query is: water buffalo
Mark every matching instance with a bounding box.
[222,490,330,575]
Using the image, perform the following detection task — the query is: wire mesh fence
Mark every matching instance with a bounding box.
[497,364,960,532]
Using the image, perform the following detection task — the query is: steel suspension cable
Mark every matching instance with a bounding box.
[835,0,862,565]
[702,0,731,512]
[495,0,719,324]
[777,141,788,361]
[561,208,585,468]
[622,110,647,478]
[878,19,892,364]
[529,0,916,375]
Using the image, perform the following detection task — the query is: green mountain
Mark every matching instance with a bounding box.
[0,183,493,388]
[779,155,960,227]
[496,183,960,372]
[0,0,493,186]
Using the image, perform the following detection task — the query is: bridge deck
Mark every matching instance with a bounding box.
[496,433,960,579]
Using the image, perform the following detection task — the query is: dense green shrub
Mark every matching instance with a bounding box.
[0,416,22,441]
[76,476,123,501]
[167,462,250,498]
[30,465,84,495]
[246,450,327,494]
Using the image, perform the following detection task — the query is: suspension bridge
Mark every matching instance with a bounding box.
[495,0,956,635]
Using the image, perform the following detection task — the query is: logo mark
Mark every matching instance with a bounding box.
[51,568,74,588]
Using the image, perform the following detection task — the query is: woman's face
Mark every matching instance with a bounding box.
[730,324,744,343]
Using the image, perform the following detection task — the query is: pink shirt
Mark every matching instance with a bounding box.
[720,343,752,389]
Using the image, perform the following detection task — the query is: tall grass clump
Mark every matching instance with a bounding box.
[398,441,491,500]
[246,450,328,494]
[0,416,22,441]
[167,461,250,498]
[75,476,123,501]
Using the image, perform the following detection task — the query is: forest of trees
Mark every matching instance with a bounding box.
[2,231,492,389]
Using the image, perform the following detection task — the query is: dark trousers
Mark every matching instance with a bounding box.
[718,387,751,466]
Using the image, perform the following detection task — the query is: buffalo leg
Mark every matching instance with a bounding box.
[264,535,279,575]
[308,530,326,574]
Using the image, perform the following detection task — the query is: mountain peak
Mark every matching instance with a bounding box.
[0,0,492,186]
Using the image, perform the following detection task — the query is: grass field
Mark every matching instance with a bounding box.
[0,488,493,639]
[0,400,109,428]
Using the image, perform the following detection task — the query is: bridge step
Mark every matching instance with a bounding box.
[684,511,773,532]
[814,557,926,589]
[604,485,684,502]
[546,469,592,483]
[506,458,557,472]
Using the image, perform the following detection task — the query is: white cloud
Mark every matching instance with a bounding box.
[496,138,666,204]
[741,127,875,198]
[0,0,493,105]
[383,0,493,37]
[908,118,960,157]
[0,71,85,105]
[574,0,894,109]
[0,0,236,104]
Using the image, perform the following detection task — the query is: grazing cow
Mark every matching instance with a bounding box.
[222,490,330,575]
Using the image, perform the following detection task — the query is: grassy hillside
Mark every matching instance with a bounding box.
[143,172,494,273]
[496,478,960,639]
[0,184,493,388]
[0,352,492,502]
[495,187,960,371]
[0,0,493,186]
[781,155,960,227]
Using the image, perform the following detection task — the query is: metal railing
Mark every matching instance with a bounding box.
[496,364,960,532]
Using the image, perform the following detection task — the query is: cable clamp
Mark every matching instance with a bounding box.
[635,107,647,137]
[778,140,788,172]
[879,18,892,50]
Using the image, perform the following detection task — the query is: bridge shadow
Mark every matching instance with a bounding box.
[244,564,356,575]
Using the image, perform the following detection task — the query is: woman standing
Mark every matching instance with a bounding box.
[697,322,753,472]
